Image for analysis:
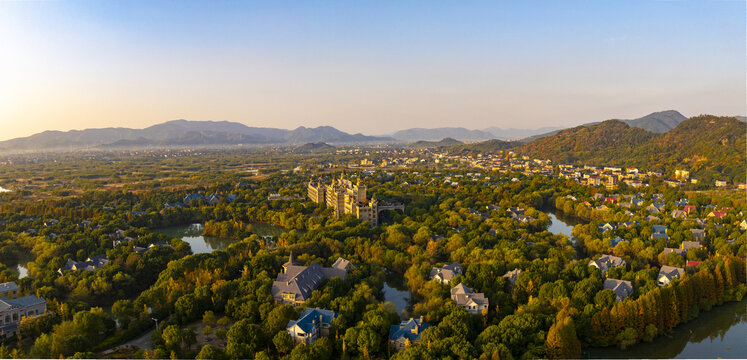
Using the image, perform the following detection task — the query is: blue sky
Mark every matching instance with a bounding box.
[0,0,744,139]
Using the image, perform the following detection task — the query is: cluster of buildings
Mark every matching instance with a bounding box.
[0,282,47,338]
[308,174,403,226]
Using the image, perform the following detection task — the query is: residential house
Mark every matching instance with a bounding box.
[0,283,19,299]
[502,269,522,286]
[182,193,205,206]
[645,204,660,214]
[207,193,221,205]
[683,205,697,214]
[588,255,626,274]
[651,225,668,240]
[271,252,351,305]
[689,229,705,242]
[429,263,463,284]
[662,248,686,258]
[389,317,430,351]
[598,223,616,234]
[603,279,633,301]
[740,220,747,231]
[0,294,47,338]
[680,241,701,252]
[671,210,686,219]
[450,284,489,315]
[57,255,109,275]
[658,266,685,286]
[707,211,726,220]
[286,308,337,345]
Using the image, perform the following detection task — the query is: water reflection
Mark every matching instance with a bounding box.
[383,271,411,318]
[153,222,291,254]
[586,299,747,358]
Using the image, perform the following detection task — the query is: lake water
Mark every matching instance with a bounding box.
[546,208,587,239]
[17,264,27,278]
[153,222,290,254]
[586,299,747,358]
[383,272,411,318]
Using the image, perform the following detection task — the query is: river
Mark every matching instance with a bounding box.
[153,222,289,254]
[586,299,747,358]
[545,208,747,358]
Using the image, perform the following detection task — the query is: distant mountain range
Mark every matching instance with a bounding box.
[1,110,742,154]
[0,120,392,152]
[388,126,562,141]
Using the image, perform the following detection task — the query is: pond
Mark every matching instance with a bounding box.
[586,299,747,358]
[383,271,412,318]
[545,208,587,238]
[153,222,291,254]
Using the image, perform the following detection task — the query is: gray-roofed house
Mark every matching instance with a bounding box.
[0,283,19,299]
[450,283,489,314]
[689,229,706,242]
[662,248,686,258]
[57,255,109,275]
[588,255,626,274]
[502,269,522,286]
[603,279,633,301]
[389,317,431,351]
[671,210,686,219]
[0,294,46,337]
[286,308,337,345]
[681,241,701,252]
[651,225,668,240]
[331,257,356,272]
[658,266,685,286]
[272,252,351,306]
[430,263,463,284]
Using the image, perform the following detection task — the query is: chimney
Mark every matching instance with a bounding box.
[319,314,323,325]
[419,315,423,324]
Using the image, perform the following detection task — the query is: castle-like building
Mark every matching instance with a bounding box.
[308,174,379,226]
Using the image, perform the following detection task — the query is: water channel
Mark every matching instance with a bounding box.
[153,222,289,254]
[545,207,747,358]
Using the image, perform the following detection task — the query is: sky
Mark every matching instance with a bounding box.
[0,0,745,140]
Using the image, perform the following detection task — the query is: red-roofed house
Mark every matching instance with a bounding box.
[707,211,726,219]
[686,260,702,268]
[683,205,696,214]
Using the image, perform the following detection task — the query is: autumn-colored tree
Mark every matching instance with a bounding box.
[545,314,581,359]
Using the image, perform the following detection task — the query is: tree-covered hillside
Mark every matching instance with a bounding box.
[516,116,746,183]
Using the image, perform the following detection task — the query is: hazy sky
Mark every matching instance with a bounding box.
[1,1,744,140]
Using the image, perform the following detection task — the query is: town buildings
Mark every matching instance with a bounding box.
[308,175,380,226]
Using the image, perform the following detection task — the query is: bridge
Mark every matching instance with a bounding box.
[377,201,405,214]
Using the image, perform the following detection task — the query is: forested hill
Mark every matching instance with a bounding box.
[516,120,657,164]
[516,115,746,182]
[447,139,522,154]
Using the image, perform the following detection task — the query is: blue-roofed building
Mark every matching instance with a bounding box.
[183,193,205,206]
[286,308,337,345]
[389,317,431,351]
[631,198,645,207]
[675,198,690,206]
[610,237,624,248]
[164,202,182,210]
